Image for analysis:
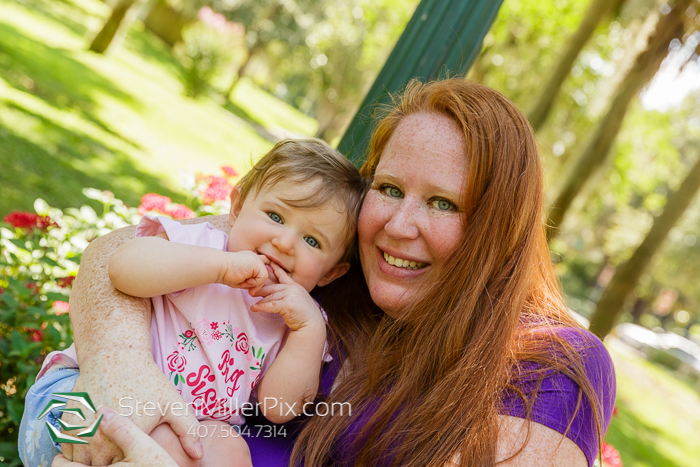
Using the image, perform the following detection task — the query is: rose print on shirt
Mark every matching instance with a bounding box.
[235,332,250,354]
[166,350,187,386]
[195,319,214,345]
[178,328,198,351]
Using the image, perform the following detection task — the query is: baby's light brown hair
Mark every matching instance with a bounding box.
[234,138,369,264]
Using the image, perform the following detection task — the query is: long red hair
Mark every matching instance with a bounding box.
[293,79,604,466]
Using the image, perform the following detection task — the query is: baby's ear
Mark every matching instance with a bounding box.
[317,262,350,287]
[229,186,242,227]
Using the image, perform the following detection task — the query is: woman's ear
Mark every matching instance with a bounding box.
[317,262,350,287]
[229,186,242,227]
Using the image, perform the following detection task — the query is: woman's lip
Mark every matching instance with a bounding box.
[375,248,429,277]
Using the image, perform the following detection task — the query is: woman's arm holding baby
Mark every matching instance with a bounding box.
[108,234,270,297]
[64,215,228,464]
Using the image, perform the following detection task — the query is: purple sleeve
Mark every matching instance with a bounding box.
[499,328,616,466]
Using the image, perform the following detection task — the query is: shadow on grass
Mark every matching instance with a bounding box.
[223,101,277,142]
[606,403,682,467]
[15,0,92,38]
[0,20,140,143]
[0,101,183,216]
[121,22,187,85]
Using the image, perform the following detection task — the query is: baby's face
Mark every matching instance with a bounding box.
[228,179,350,291]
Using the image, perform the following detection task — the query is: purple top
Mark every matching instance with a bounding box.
[243,328,615,466]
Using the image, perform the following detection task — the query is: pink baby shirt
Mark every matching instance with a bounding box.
[39,216,328,425]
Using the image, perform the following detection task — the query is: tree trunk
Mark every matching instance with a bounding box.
[588,150,700,338]
[89,0,140,53]
[226,40,262,97]
[527,0,626,132]
[546,0,693,240]
[143,1,194,47]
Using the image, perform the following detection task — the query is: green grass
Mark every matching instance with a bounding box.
[0,0,315,216]
[606,339,700,467]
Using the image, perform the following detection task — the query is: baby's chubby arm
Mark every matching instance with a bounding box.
[252,264,327,424]
[108,233,271,297]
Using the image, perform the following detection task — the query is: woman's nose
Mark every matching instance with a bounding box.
[384,198,420,240]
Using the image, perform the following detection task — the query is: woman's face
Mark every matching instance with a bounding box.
[358,112,468,317]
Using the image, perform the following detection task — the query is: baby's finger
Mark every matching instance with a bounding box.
[256,284,288,297]
[258,254,270,264]
[270,262,295,285]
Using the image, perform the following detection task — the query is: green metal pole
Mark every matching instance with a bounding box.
[338,0,504,167]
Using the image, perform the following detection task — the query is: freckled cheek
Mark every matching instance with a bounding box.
[358,194,394,242]
[428,218,464,261]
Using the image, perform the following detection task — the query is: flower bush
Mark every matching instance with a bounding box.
[0,168,237,460]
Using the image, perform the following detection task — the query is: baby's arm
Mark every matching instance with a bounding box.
[108,233,270,297]
[252,264,327,424]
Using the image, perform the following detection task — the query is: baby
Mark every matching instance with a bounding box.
[25,139,366,467]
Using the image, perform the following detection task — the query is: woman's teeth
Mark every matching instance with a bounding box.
[383,252,426,270]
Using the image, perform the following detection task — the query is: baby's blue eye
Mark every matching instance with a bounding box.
[304,237,320,248]
[381,185,403,198]
[268,212,283,223]
[433,199,454,211]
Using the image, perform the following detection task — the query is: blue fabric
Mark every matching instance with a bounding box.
[19,368,80,467]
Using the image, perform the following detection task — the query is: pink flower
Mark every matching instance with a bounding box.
[167,350,187,373]
[210,322,219,330]
[184,330,194,338]
[201,184,231,205]
[212,331,222,340]
[138,193,171,215]
[25,282,40,295]
[602,443,623,467]
[53,301,70,315]
[235,332,249,354]
[165,204,195,220]
[30,329,43,342]
[4,212,56,231]
[57,276,75,288]
[221,166,238,178]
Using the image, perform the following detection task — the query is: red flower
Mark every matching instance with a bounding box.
[165,204,195,219]
[25,282,40,295]
[221,166,238,178]
[201,184,231,205]
[4,212,56,231]
[57,276,76,288]
[0,287,4,295]
[212,331,222,340]
[138,193,171,215]
[612,405,619,417]
[602,443,623,467]
[167,350,187,373]
[30,329,43,342]
[235,332,249,354]
[210,322,219,330]
[53,301,70,315]
[184,330,194,338]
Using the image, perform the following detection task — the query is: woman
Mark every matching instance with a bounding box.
[38,79,614,466]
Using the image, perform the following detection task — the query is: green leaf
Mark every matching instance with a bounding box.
[45,292,69,302]
[180,374,185,384]
[41,257,60,267]
[9,239,27,250]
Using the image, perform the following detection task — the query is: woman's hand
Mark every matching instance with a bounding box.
[53,407,179,467]
[61,352,202,465]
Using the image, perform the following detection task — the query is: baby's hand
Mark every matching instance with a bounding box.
[250,263,325,332]
[218,251,270,295]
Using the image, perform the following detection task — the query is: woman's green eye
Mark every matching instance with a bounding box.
[382,186,403,198]
[433,199,454,211]
[268,212,283,223]
[304,237,320,248]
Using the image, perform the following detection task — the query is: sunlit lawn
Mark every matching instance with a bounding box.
[0,0,316,217]
[606,339,700,467]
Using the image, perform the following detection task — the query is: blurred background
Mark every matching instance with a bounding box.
[1,0,700,465]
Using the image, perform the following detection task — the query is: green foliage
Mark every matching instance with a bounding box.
[174,13,245,97]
